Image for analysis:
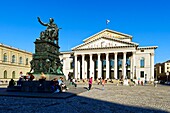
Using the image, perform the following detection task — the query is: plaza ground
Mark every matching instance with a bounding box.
[0,84,169,113]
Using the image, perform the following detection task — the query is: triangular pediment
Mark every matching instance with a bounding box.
[72,37,138,50]
[83,29,133,43]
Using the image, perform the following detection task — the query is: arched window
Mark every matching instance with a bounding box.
[140,57,145,68]
[12,71,15,79]
[4,70,7,79]
[26,58,29,65]
[3,53,7,62]
[19,57,22,64]
[12,55,15,63]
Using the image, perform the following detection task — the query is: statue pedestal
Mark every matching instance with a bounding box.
[33,74,65,81]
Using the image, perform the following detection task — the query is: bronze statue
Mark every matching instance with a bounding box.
[37,17,61,43]
[30,17,63,75]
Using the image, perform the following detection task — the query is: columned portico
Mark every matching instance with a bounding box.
[74,52,133,80]
[70,29,157,82]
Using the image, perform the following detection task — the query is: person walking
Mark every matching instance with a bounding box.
[88,77,93,91]
[102,79,105,90]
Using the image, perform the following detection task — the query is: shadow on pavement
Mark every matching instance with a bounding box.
[0,87,169,113]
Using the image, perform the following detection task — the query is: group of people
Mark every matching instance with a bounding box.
[51,77,68,93]
[67,75,106,91]
[17,72,35,86]
[8,72,35,87]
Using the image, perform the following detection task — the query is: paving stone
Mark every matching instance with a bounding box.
[0,84,169,113]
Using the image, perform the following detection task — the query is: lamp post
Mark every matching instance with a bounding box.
[131,72,133,80]
[166,72,169,84]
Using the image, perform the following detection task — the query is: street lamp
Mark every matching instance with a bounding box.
[166,72,169,84]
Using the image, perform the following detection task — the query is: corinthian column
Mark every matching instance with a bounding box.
[77,59,80,79]
[98,53,102,79]
[82,54,85,79]
[74,55,78,79]
[114,52,118,79]
[133,52,136,79]
[123,52,127,79]
[90,54,94,78]
[106,53,110,79]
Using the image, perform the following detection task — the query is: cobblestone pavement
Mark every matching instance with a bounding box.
[0,84,169,113]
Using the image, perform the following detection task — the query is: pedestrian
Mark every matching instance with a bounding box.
[8,79,15,87]
[88,77,93,90]
[102,79,105,90]
[72,78,77,88]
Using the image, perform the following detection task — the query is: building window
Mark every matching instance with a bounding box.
[140,57,145,68]
[4,70,7,79]
[26,58,29,65]
[95,60,98,68]
[70,61,74,69]
[19,57,22,64]
[102,60,106,69]
[12,71,15,79]
[12,55,15,63]
[118,59,122,68]
[110,59,114,68]
[3,53,7,62]
[126,58,130,68]
[141,50,144,52]
[140,71,144,78]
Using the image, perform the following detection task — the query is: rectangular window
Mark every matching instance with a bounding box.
[110,59,114,68]
[140,58,145,68]
[140,71,144,78]
[95,60,98,69]
[141,50,144,52]
[118,59,122,68]
[102,60,106,69]
[70,62,74,69]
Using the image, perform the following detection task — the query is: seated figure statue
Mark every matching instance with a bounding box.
[37,17,59,40]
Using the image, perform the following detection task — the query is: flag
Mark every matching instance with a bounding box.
[106,19,110,25]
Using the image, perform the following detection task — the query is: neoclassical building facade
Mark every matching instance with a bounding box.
[60,29,157,82]
[0,43,32,83]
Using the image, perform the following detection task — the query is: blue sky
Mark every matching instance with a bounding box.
[0,0,170,63]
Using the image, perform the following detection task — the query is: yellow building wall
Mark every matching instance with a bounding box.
[0,44,32,83]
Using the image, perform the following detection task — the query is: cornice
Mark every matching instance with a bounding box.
[137,46,158,50]
[73,45,136,51]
